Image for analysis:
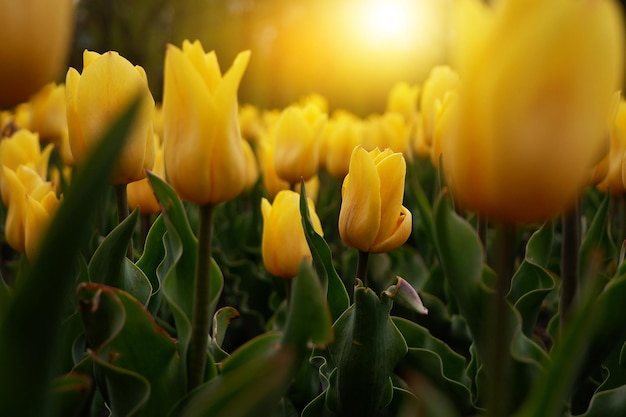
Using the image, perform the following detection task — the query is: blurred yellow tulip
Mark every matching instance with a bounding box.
[241,139,259,193]
[386,81,420,123]
[128,138,165,215]
[339,146,412,253]
[261,190,323,278]
[597,93,626,195]
[29,82,68,144]
[162,40,250,205]
[0,0,74,107]
[324,112,362,180]
[444,0,624,223]
[66,50,156,185]
[2,165,57,254]
[24,189,61,259]
[0,129,53,199]
[273,104,326,184]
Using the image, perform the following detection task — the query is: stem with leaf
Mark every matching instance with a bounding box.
[560,198,580,332]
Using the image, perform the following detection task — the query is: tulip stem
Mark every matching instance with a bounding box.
[356,250,370,289]
[560,199,580,333]
[187,203,215,392]
[488,222,515,417]
[115,184,133,260]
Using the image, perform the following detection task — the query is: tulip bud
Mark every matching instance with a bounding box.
[261,190,323,278]
[24,189,61,259]
[29,82,68,144]
[386,82,420,123]
[2,165,56,253]
[66,50,156,185]
[339,146,412,253]
[444,0,624,223]
[597,94,626,195]
[324,113,362,180]
[163,40,250,205]
[128,138,165,215]
[0,129,53,198]
[0,0,74,107]
[273,104,327,184]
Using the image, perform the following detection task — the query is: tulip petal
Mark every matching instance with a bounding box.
[373,152,407,247]
[338,147,381,252]
[370,205,412,254]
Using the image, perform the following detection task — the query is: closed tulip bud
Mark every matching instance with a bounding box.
[258,133,290,199]
[24,189,60,259]
[2,165,55,253]
[324,113,362,180]
[30,82,68,143]
[128,138,165,215]
[261,190,323,278]
[362,113,410,156]
[444,0,624,223]
[0,0,74,107]
[163,40,250,205]
[386,81,420,123]
[66,50,156,185]
[339,146,412,253]
[597,93,626,195]
[273,104,327,184]
[241,139,259,192]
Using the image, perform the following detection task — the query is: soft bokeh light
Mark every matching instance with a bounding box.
[71,0,451,114]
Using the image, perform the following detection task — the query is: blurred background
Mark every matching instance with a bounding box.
[69,0,450,115]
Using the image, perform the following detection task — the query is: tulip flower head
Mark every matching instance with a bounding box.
[0,0,74,107]
[273,104,327,184]
[162,40,250,205]
[339,146,412,253]
[66,50,156,185]
[444,0,624,223]
[261,190,323,279]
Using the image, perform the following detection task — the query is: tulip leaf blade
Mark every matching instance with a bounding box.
[136,213,167,313]
[299,178,349,321]
[88,208,152,305]
[393,316,476,414]
[328,285,407,417]
[77,282,184,416]
[0,97,141,417]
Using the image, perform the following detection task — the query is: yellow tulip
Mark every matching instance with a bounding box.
[339,146,412,253]
[261,190,323,279]
[24,189,61,259]
[444,0,624,223]
[597,94,626,195]
[128,137,165,215]
[241,139,259,193]
[66,50,156,185]
[273,104,327,184]
[419,66,461,167]
[0,0,74,107]
[0,129,53,198]
[386,81,420,123]
[162,40,250,205]
[29,82,68,144]
[2,165,56,253]
[361,113,410,156]
[324,113,362,180]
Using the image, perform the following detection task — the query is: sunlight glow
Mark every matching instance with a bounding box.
[355,0,421,48]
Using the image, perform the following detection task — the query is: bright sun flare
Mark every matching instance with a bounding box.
[357,0,416,47]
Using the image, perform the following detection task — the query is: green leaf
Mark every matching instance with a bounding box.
[580,192,614,286]
[88,209,152,304]
[211,306,240,362]
[299,178,350,321]
[0,276,10,324]
[282,261,333,350]
[574,385,626,417]
[393,317,475,414]
[0,98,140,417]
[329,284,408,417]
[433,190,548,412]
[136,214,167,313]
[77,282,184,416]
[147,172,223,387]
[49,372,93,417]
[179,342,300,417]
